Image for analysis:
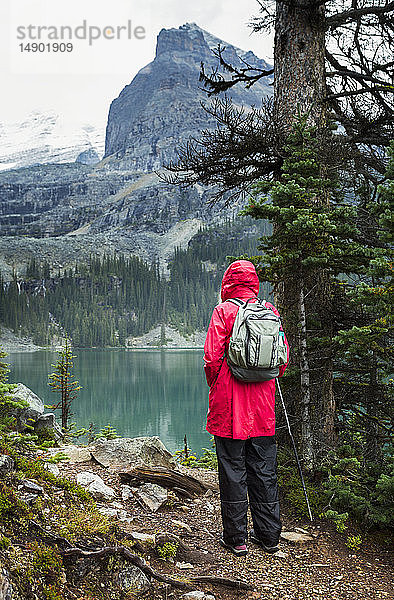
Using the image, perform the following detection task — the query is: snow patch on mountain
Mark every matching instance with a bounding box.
[0,110,105,171]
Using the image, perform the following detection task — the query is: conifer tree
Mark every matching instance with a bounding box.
[243,113,371,468]
[334,142,394,462]
[48,335,81,431]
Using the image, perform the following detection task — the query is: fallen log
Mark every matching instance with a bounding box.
[119,466,215,497]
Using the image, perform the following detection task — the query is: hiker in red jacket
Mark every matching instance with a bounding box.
[203,260,289,556]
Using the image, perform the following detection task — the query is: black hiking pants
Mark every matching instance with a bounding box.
[215,435,281,546]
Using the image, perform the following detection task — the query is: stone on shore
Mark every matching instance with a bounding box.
[76,471,115,500]
[89,436,176,470]
[8,383,44,430]
[53,445,92,463]
[134,483,167,512]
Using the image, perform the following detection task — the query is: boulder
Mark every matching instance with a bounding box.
[76,471,101,487]
[116,565,151,594]
[89,436,176,470]
[130,532,156,549]
[0,455,15,476]
[8,383,44,431]
[52,445,92,463]
[34,413,63,440]
[76,471,115,500]
[43,462,60,476]
[134,483,167,512]
[280,531,313,543]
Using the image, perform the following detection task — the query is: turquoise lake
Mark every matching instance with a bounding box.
[5,349,212,454]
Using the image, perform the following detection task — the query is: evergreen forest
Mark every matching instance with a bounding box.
[0,218,270,347]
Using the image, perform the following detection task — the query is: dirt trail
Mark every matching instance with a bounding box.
[56,458,393,600]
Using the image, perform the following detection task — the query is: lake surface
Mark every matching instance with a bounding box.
[5,349,212,454]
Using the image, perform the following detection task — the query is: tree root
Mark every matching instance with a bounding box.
[61,545,253,591]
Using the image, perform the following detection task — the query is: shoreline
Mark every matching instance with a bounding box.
[4,345,205,354]
[0,326,205,354]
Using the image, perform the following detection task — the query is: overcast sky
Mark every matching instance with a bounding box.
[0,0,273,132]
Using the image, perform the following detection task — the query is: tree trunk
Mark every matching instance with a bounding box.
[274,0,327,130]
[273,1,336,469]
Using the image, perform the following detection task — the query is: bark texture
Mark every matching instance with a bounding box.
[274,0,327,129]
[274,1,336,468]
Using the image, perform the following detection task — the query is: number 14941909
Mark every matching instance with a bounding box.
[19,42,73,52]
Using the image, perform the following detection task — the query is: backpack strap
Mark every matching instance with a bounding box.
[226,298,245,307]
[226,297,259,307]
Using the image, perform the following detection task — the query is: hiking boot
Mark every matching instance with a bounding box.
[249,530,279,554]
[219,538,248,556]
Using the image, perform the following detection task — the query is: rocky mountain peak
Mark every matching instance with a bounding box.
[104,23,272,167]
[155,23,211,59]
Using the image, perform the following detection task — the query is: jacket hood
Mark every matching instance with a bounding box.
[220,260,260,301]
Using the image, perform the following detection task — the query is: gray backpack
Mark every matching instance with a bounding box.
[226,298,287,382]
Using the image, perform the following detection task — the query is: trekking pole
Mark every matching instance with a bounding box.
[276,379,314,522]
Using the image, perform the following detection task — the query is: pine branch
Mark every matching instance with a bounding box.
[199,45,273,96]
[326,1,394,29]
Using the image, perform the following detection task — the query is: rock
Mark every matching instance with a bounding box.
[117,565,151,594]
[0,568,14,600]
[134,483,167,512]
[20,479,44,494]
[76,471,101,487]
[20,493,40,505]
[98,505,129,521]
[295,527,309,534]
[171,519,192,533]
[176,562,194,569]
[131,532,156,543]
[182,592,215,600]
[76,471,116,500]
[8,383,44,431]
[89,436,176,470]
[121,484,134,501]
[280,531,313,543]
[273,550,288,559]
[0,455,15,476]
[49,445,92,463]
[43,462,60,476]
[97,506,119,518]
[88,479,116,500]
[34,413,63,440]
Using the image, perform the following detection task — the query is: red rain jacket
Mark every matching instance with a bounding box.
[204,260,289,439]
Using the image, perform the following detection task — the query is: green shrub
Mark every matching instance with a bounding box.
[345,534,362,552]
[157,542,178,561]
[321,445,394,528]
[322,509,348,533]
